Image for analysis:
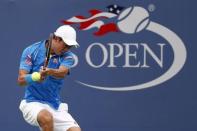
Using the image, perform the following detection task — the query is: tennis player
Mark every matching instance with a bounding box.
[17,25,81,131]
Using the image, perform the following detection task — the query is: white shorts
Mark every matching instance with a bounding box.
[19,100,79,131]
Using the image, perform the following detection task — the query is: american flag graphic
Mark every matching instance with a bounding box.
[62,4,124,36]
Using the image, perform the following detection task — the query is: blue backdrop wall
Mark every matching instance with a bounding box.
[0,0,196,131]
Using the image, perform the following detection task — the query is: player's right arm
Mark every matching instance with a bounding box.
[17,47,32,87]
[17,69,29,86]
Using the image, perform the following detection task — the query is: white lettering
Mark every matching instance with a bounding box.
[123,43,140,68]
[85,43,166,68]
[108,43,123,67]
[141,43,165,68]
[86,43,108,68]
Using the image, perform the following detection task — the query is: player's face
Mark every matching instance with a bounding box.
[52,36,72,55]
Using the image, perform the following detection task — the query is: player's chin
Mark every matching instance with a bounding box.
[61,49,68,54]
[54,51,62,55]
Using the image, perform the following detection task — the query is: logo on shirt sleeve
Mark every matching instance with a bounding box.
[25,55,32,66]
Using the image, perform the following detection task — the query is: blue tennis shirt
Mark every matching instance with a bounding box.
[19,40,75,109]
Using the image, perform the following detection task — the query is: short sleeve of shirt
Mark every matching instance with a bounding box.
[60,54,74,69]
[19,47,33,72]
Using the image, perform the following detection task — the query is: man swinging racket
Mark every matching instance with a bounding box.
[17,25,81,131]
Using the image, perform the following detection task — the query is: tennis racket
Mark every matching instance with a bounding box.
[43,33,53,70]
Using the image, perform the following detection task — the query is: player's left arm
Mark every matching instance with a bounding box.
[42,55,74,79]
[43,66,69,79]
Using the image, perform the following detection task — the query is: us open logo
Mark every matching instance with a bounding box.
[62,5,187,91]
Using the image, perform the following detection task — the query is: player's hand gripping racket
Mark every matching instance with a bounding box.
[40,33,53,81]
[43,33,53,70]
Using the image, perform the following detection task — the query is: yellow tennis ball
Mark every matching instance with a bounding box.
[31,72,41,81]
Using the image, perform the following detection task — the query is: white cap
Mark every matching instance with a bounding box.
[54,25,79,47]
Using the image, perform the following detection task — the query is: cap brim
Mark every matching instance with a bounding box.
[54,32,79,48]
[63,39,79,48]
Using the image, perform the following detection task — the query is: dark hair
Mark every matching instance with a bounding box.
[53,35,63,41]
